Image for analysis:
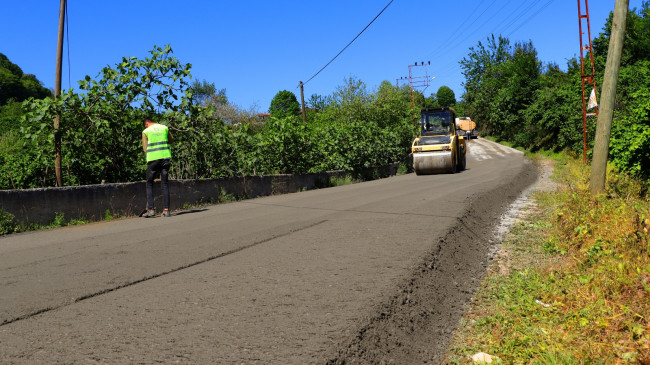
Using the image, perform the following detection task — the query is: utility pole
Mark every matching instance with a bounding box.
[299,81,306,123]
[408,61,431,126]
[590,0,628,195]
[54,0,66,187]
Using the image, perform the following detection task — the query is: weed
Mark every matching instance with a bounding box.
[46,213,89,229]
[329,175,357,187]
[444,156,650,364]
[397,163,409,175]
[50,212,66,228]
[217,187,237,203]
[0,209,19,235]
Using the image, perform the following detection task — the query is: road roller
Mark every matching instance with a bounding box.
[411,107,466,175]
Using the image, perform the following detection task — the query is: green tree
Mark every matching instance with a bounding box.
[460,36,542,142]
[269,90,300,118]
[424,92,439,108]
[323,77,374,123]
[593,3,650,71]
[436,86,456,107]
[609,59,650,179]
[460,34,511,136]
[0,99,25,132]
[493,41,541,142]
[190,79,217,105]
[19,45,193,187]
[310,78,415,172]
[589,3,650,178]
[331,76,371,106]
[0,53,51,106]
[307,93,328,111]
[521,61,582,152]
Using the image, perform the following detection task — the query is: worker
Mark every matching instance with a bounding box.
[141,117,172,218]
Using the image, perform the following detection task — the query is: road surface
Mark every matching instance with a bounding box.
[0,138,537,364]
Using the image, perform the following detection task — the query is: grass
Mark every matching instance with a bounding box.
[329,175,359,187]
[397,162,409,175]
[444,155,650,364]
[0,210,91,235]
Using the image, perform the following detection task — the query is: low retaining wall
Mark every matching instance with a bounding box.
[0,163,401,226]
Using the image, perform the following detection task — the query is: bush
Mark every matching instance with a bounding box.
[0,209,19,235]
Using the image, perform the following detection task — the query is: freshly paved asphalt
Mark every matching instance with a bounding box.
[0,139,535,364]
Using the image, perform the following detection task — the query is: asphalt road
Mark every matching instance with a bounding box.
[0,138,537,364]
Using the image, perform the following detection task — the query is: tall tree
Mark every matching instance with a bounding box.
[593,2,650,70]
[492,41,541,141]
[269,90,300,118]
[436,86,456,107]
[307,93,328,111]
[460,34,511,136]
[330,76,371,106]
[190,79,216,105]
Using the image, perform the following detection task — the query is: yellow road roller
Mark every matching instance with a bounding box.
[411,107,466,175]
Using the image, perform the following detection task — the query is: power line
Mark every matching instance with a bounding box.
[303,0,394,85]
[506,0,556,37]
[426,0,500,59]
[421,0,559,97]
[423,0,533,85]
[498,1,540,35]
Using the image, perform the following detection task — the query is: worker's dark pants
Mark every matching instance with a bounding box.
[146,158,170,210]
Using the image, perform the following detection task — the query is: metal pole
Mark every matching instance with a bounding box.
[590,0,628,195]
[577,0,599,164]
[54,0,66,187]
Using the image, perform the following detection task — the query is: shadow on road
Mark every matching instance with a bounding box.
[173,208,208,216]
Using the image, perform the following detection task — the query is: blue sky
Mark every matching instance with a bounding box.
[1,1,645,113]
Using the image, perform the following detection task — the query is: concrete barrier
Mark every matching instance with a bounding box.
[0,163,401,226]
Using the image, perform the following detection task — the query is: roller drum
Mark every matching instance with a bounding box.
[413,151,454,175]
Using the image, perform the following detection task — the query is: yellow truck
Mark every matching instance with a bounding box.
[411,107,466,175]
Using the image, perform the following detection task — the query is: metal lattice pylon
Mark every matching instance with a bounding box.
[408,62,431,125]
[578,0,599,164]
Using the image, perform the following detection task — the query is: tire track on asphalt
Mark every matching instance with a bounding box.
[243,201,468,219]
[0,219,328,327]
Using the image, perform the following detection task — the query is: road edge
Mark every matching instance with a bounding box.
[325,156,539,364]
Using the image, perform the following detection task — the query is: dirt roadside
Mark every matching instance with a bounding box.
[325,156,541,364]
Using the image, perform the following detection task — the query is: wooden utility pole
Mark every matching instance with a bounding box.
[299,81,306,123]
[54,0,66,187]
[589,0,628,195]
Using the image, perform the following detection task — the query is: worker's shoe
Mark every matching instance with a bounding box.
[142,209,155,218]
[161,209,171,217]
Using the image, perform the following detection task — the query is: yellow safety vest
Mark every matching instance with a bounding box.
[143,124,171,162]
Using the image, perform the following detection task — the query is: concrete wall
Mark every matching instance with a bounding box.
[0,163,401,226]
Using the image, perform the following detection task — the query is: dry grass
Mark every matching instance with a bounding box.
[444,157,650,364]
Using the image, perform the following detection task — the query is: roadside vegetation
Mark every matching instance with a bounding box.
[460,3,650,180]
[0,210,91,235]
[0,46,424,190]
[444,155,650,364]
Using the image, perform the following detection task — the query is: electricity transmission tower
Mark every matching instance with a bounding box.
[577,0,599,164]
